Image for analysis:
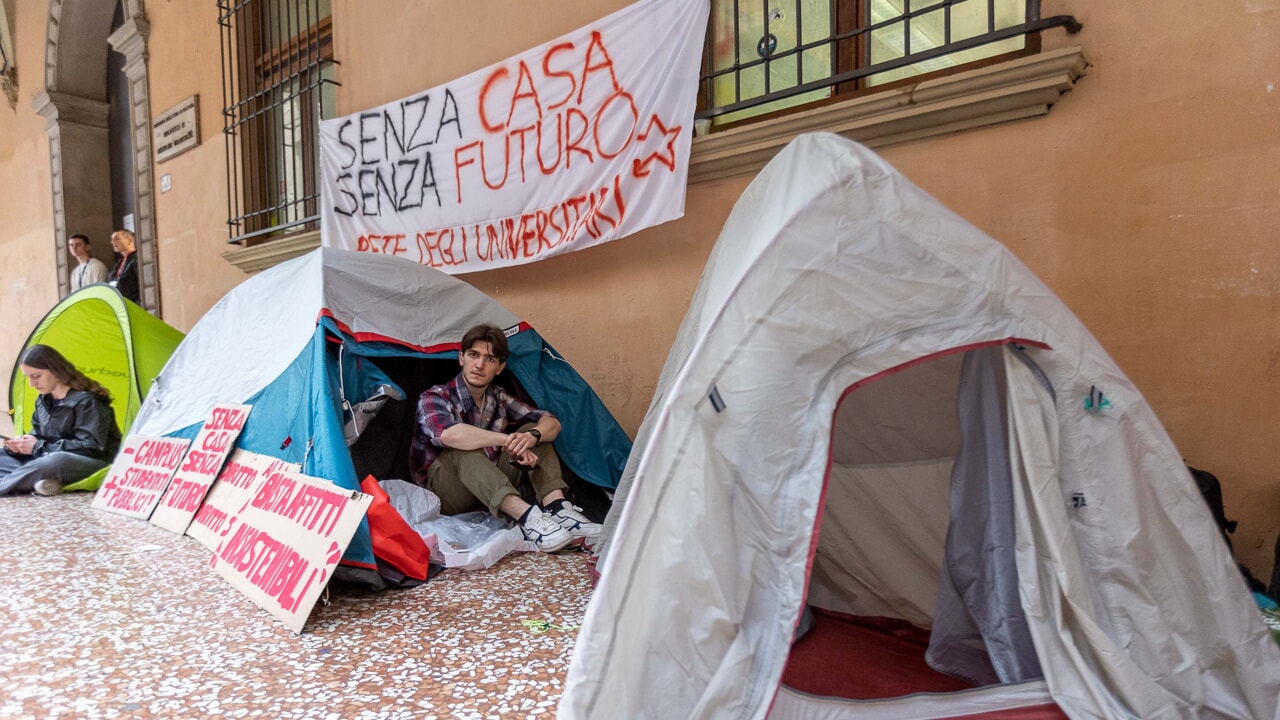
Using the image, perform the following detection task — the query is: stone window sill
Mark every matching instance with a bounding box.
[223,230,321,274]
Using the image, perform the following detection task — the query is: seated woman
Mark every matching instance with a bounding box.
[0,344,121,496]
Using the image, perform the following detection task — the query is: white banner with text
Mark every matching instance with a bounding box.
[319,0,708,272]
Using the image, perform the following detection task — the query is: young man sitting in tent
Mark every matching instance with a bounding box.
[409,324,601,552]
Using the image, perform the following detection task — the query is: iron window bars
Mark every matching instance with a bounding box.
[219,0,337,245]
[700,0,1080,125]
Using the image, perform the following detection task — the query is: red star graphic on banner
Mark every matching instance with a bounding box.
[632,114,684,178]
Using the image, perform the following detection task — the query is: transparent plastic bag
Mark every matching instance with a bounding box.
[420,512,531,570]
[380,479,442,526]
[379,480,532,569]
[423,511,511,551]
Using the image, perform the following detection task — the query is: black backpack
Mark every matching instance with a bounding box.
[1189,466,1237,550]
[1188,465,1268,595]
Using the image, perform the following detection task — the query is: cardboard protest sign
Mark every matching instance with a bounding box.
[187,449,299,552]
[319,0,709,273]
[91,435,191,519]
[209,468,372,633]
[151,404,252,535]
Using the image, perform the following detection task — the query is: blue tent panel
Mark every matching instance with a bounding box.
[503,330,630,490]
[319,317,630,489]
[168,327,376,570]
[167,321,631,571]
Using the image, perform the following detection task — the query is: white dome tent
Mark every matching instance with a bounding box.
[561,134,1280,720]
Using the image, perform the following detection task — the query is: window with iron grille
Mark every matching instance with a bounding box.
[219,0,337,245]
[700,0,1080,128]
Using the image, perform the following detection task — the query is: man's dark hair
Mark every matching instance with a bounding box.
[69,233,90,245]
[460,324,509,362]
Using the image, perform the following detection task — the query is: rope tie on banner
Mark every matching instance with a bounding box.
[521,619,580,634]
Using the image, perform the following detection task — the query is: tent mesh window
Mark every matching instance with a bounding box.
[218,0,337,245]
[699,0,1080,128]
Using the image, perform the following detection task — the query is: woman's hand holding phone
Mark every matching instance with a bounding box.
[4,435,35,455]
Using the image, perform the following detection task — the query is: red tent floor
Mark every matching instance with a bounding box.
[781,608,1067,719]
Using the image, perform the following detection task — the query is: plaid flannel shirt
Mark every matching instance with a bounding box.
[409,371,550,486]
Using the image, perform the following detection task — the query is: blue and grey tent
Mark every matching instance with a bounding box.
[129,248,630,582]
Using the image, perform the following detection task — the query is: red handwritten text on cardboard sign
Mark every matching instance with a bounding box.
[201,430,233,454]
[189,453,293,545]
[124,466,176,491]
[99,466,176,510]
[215,522,322,613]
[193,503,229,536]
[189,459,257,536]
[135,439,187,468]
[103,487,153,513]
[162,476,208,513]
[251,471,349,536]
[150,403,253,537]
[92,435,190,519]
[181,449,228,476]
[207,405,249,432]
[206,465,370,633]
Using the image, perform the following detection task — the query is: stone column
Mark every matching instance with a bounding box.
[108,15,159,313]
[32,90,113,300]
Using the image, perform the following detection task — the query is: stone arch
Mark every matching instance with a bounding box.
[33,0,158,313]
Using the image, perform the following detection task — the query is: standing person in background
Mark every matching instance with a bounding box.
[108,229,139,303]
[68,233,109,292]
[0,344,121,497]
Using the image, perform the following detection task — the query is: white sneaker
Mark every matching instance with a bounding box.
[548,502,602,539]
[520,506,574,553]
[33,479,62,497]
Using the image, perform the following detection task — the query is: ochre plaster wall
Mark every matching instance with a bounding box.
[876,0,1280,576]
[331,0,1280,576]
[0,2,58,436]
[4,1,1275,576]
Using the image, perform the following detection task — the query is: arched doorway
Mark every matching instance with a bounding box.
[32,0,158,313]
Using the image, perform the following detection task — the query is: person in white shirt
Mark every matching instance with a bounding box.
[69,233,109,291]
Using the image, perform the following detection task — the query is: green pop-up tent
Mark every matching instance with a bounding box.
[8,284,184,490]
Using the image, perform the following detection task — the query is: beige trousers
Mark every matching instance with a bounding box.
[426,425,567,516]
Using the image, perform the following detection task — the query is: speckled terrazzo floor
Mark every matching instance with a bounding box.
[0,494,592,719]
